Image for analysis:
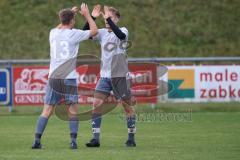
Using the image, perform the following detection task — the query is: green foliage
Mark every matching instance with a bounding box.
[0,0,240,59]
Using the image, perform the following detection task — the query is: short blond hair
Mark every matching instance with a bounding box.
[108,7,120,18]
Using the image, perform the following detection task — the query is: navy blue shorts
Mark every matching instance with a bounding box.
[44,79,78,105]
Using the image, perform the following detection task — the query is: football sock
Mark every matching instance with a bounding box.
[69,118,79,143]
[35,116,49,143]
[92,113,102,141]
[127,115,136,141]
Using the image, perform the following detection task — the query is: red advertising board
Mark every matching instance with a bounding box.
[13,66,49,105]
[13,63,157,105]
[129,63,158,103]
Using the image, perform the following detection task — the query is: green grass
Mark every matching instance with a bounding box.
[1,102,240,116]
[0,104,240,160]
[0,0,240,59]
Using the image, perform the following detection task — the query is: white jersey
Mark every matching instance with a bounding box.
[48,28,90,79]
[93,27,129,78]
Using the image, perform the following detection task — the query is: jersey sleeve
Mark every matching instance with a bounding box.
[49,29,55,42]
[120,27,129,39]
[92,29,105,42]
[72,29,91,43]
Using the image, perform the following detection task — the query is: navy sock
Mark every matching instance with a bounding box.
[69,118,79,143]
[127,115,136,141]
[92,113,102,141]
[35,116,48,143]
[70,133,77,143]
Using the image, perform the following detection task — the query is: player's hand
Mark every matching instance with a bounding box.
[91,4,101,18]
[71,6,79,15]
[79,3,90,17]
[101,6,110,19]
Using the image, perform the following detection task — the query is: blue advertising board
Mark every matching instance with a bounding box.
[0,68,12,106]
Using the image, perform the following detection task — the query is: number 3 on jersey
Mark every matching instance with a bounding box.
[52,40,70,59]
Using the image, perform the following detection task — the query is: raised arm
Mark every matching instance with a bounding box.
[102,6,126,40]
[80,3,98,37]
[82,16,96,30]
[106,18,126,40]
[83,4,101,30]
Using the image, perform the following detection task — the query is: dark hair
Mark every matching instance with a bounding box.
[59,9,75,25]
[108,7,120,18]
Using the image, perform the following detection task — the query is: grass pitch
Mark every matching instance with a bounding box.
[0,103,240,160]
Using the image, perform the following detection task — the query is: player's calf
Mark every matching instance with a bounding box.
[32,105,53,149]
[122,99,137,147]
[67,104,79,149]
[86,97,105,147]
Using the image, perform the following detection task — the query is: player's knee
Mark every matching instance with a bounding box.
[122,99,135,115]
[124,105,134,115]
[41,111,52,118]
[67,104,78,118]
[41,105,54,118]
[93,98,104,108]
[122,97,136,107]
[92,98,104,113]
